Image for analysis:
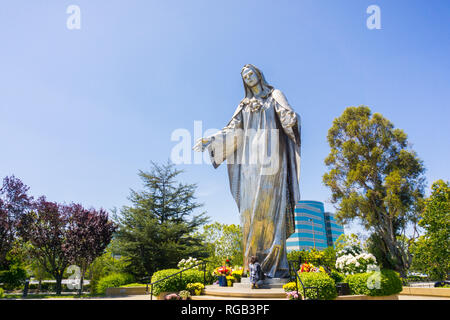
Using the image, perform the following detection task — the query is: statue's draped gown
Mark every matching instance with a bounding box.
[207,70,301,278]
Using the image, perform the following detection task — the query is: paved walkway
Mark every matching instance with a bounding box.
[7,294,449,300]
[397,295,449,300]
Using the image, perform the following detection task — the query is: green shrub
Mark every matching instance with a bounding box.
[407,275,426,282]
[150,269,211,296]
[330,270,345,284]
[287,250,307,264]
[287,248,337,271]
[297,272,337,300]
[27,282,89,292]
[0,265,28,290]
[344,269,403,296]
[0,288,4,298]
[96,273,135,295]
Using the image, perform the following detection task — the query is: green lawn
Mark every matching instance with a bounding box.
[119,283,147,288]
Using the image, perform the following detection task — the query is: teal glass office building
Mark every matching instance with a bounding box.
[286,200,344,251]
[324,211,345,247]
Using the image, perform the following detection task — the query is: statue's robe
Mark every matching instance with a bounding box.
[207,89,301,278]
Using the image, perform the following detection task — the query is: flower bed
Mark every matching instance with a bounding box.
[335,252,377,275]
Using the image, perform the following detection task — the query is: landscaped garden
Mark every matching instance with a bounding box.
[283,237,404,300]
[1,153,448,300]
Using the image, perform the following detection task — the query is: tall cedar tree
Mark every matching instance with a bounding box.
[64,204,117,294]
[113,162,209,278]
[323,106,425,276]
[0,176,33,269]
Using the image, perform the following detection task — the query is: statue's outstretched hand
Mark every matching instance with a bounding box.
[193,137,212,152]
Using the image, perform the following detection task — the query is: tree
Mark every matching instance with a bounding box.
[0,176,33,269]
[323,106,425,276]
[17,196,69,294]
[411,180,450,280]
[0,245,28,290]
[87,241,130,295]
[113,161,209,278]
[201,222,243,267]
[64,203,117,294]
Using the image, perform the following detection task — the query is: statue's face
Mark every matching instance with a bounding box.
[242,68,259,87]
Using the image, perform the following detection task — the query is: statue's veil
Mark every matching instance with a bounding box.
[241,64,273,100]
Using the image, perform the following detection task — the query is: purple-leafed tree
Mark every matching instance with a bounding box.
[18,196,69,294]
[0,176,33,269]
[64,203,117,294]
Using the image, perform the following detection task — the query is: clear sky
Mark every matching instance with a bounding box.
[1,1,449,235]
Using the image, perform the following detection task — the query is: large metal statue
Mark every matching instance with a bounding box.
[193,64,301,278]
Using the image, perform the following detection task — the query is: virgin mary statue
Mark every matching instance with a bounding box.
[193,64,301,278]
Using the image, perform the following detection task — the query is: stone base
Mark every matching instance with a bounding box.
[234,277,289,289]
[335,294,399,300]
[105,286,148,296]
[195,284,287,300]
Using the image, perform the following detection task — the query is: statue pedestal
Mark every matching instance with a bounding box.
[234,277,289,289]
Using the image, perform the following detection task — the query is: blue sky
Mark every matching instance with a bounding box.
[1,1,449,235]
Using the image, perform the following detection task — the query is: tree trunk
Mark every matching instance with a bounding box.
[380,231,408,278]
[55,274,63,295]
[78,269,85,296]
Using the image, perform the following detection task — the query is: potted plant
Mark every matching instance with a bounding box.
[179,290,192,300]
[286,291,300,300]
[214,266,232,287]
[226,275,235,287]
[232,269,243,283]
[186,282,205,296]
[164,293,181,300]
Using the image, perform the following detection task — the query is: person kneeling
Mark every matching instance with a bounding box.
[249,256,264,289]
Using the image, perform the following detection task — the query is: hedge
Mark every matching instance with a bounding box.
[27,282,91,292]
[0,265,28,290]
[344,269,403,296]
[297,272,337,300]
[0,288,4,298]
[96,273,135,295]
[330,270,345,284]
[150,269,213,296]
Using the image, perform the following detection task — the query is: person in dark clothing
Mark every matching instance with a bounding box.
[249,256,264,289]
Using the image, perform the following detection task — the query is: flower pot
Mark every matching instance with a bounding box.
[218,276,227,287]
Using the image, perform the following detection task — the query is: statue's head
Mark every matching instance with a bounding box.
[240,64,273,99]
[241,65,260,88]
